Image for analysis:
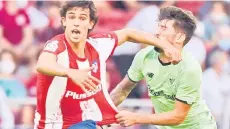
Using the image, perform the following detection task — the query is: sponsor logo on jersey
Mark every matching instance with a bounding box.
[65,84,102,99]
[148,86,176,101]
[169,78,175,85]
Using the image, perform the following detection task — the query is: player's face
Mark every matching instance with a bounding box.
[62,7,94,44]
[156,19,185,46]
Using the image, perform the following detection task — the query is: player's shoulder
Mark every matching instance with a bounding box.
[44,34,66,53]
[88,32,117,43]
[136,46,158,59]
[87,32,118,50]
[180,51,202,74]
[89,32,117,39]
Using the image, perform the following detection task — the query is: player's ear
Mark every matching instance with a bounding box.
[176,33,186,43]
[61,17,67,27]
[89,20,95,30]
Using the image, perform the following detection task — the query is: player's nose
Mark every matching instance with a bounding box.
[73,19,81,26]
[155,27,162,36]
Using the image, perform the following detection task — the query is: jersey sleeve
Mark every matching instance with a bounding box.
[87,32,118,61]
[127,49,145,82]
[176,68,202,105]
[42,40,66,56]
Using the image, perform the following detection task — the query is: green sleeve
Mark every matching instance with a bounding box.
[176,68,202,105]
[127,50,145,82]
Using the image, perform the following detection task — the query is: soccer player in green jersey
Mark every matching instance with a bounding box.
[110,6,217,129]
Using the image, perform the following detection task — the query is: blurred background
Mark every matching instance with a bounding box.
[0,0,230,129]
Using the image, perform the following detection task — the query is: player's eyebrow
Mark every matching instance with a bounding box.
[67,12,75,15]
[79,14,88,17]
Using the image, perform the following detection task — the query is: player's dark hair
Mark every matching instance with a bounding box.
[60,0,98,32]
[158,6,197,45]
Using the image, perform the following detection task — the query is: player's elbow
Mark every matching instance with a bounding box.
[173,118,184,125]
[173,113,187,125]
[36,63,44,73]
[36,61,49,74]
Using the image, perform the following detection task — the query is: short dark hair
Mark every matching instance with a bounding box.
[158,6,197,45]
[60,0,98,32]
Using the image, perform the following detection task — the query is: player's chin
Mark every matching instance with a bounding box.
[70,37,81,44]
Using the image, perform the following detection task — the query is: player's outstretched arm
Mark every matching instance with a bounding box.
[36,52,100,92]
[114,28,181,63]
[110,76,137,106]
[116,100,191,127]
[36,52,71,77]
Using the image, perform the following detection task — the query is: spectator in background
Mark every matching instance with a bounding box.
[0,87,15,129]
[26,1,49,33]
[36,2,63,44]
[201,49,230,129]
[213,24,230,51]
[0,49,27,98]
[202,1,230,50]
[0,1,33,59]
[184,35,207,69]
[0,49,34,129]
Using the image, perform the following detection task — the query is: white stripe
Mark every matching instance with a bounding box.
[44,123,53,129]
[89,41,118,112]
[87,38,116,61]
[34,112,41,129]
[99,60,118,112]
[77,60,103,121]
[45,48,69,128]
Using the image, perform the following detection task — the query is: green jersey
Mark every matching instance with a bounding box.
[127,47,217,129]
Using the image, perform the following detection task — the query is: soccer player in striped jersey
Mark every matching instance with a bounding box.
[34,1,181,129]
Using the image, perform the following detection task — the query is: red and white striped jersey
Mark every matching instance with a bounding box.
[34,32,118,129]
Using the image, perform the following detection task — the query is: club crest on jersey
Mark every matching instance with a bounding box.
[44,40,58,52]
[92,61,98,73]
[168,74,176,85]
[169,78,175,85]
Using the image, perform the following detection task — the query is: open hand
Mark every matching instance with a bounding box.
[67,67,101,92]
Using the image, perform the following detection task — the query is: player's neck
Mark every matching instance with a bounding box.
[67,38,87,59]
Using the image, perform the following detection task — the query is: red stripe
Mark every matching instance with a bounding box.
[36,73,55,128]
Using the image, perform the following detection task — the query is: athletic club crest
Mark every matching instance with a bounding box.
[92,61,98,73]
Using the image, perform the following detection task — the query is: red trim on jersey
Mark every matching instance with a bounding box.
[36,74,55,129]
[108,32,118,56]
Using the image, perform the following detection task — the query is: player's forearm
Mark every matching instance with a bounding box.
[126,28,168,50]
[136,110,185,126]
[36,62,69,77]
[110,76,136,106]
[110,85,129,106]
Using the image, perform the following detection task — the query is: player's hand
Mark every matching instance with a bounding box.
[163,45,181,65]
[158,36,182,64]
[67,67,101,92]
[115,110,139,127]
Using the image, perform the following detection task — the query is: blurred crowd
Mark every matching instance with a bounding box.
[0,1,230,129]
